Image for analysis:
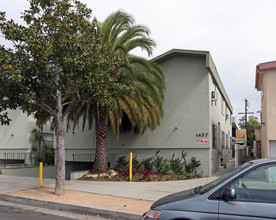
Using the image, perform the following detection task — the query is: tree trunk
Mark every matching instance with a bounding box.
[93,106,108,173]
[54,89,65,195]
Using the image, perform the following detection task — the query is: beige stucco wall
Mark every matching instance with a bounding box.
[264,70,276,140]
[260,68,276,157]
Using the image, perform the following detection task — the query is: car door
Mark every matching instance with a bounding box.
[218,162,276,220]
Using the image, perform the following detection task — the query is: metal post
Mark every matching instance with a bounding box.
[129,152,133,182]
[39,162,43,189]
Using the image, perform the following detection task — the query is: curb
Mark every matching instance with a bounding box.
[0,193,142,220]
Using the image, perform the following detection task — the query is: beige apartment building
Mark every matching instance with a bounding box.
[255,60,276,157]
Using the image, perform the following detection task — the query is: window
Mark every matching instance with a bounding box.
[212,124,217,149]
[42,133,54,146]
[211,78,217,106]
[230,163,276,202]
[211,78,217,91]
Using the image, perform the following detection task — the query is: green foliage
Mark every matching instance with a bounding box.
[41,143,55,165]
[0,0,129,123]
[182,152,201,174]
[153,150,170,174]
[115,156,129,170]
[239,115,260,147]
[0,168,2,175]
[31,128,54,165]
[132,155,141,170]
[0,0,132,192]
[113,150,201,179]
[141,156,155,171]
[32,143,55,165]
[65,10,164,173]
[170,154,184,175]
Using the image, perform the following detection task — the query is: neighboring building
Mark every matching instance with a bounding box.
[231,116,239,157]
[0,109,53,167]
[1,49,233,176]
[235,129,247,166]
[255,60,276,157]
[0,110,53,154]
[236,129,247,145]
[232,116,239,140]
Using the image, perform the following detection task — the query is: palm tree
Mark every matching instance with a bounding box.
[68,11,165,173]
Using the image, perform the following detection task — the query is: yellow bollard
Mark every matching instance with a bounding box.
[129,152,132,182]
[39,162,43,189]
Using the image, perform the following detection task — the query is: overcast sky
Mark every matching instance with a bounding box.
[1,0,276,123]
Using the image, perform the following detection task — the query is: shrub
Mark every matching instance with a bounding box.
[141,156,154,171]
[31,143,55,165]
[132,155,141,170]
[115,156,129,170]
[170,154,184,175]
[31,129,55,165]
[117,169,129,177]
[153,150,170,174]
[0,168,2,175]
[41,144,55,165]
[182,151,201,174]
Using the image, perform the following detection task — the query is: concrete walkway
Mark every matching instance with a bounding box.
[0,160,235,219]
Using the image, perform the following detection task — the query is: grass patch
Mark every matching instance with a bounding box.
[0,168,2,175]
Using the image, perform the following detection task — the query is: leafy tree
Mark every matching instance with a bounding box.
[0,0,128,195]
[67,11,165,173]
[0,46,19,125]
[238,115,260,147]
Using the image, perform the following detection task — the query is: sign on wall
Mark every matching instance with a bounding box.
[196,139,208,144]
[196,132,208,144]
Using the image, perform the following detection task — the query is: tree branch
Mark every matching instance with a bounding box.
[37,102,56,117]
[62,97,80,121]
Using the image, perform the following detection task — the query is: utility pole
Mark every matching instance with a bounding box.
[238,99,254,130]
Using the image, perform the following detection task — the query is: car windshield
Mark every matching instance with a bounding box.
[199,162,252,194]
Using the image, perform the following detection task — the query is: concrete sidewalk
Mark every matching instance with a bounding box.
[0,160,235,219]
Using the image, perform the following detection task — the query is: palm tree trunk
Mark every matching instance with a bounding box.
[93,106,108,173]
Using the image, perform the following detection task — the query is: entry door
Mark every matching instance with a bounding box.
[256,141,261,158]
[218,123,221,166]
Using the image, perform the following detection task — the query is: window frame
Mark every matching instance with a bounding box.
[225,163,276,203]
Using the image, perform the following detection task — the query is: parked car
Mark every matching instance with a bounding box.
[143,158,276,220]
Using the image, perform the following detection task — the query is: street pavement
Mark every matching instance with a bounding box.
[0,160,235,220]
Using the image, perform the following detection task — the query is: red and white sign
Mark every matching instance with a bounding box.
[196,139,208,144]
